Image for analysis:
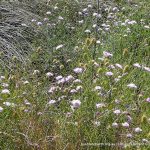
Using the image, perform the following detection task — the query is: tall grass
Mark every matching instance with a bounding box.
[0,0,150,149]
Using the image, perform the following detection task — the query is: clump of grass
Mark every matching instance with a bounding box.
[0,1,50,69]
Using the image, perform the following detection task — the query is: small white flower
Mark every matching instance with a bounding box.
[144,25,150,29]
[126,133,132,138]
[127,83,137,89]
[37,112,43,115]
[133,63,141,68]
[97,14,102,18]
[71,100,81,109]
[21,23,28,27]
[58,16,64,20]
[94,86,102,91]
[112,7,119,12]
[93,13,98,17]
[103,51,113,58]
[121,22,126,26]
[144,67,150,72]
[96,40,101,44]
[54,6,58,10]
[56,44,64,50]
[56,75,63,80]
[73,79,82,83]
[3,102,11,106]
[24,109,29,113]
[125,19,130,24]
[92,24,97,28]
[73,122,78,126]
[46,72,54,77]
[134,127,142,133]
[127,115,132,123]
[65,75,74,82]
[104,27,110,31]
[94,121,100,126]
[112,122,118,128]
[1,89,10,94]
[98,57,104,61]
[37,22,42,26]
[105,72,113,76]
[24,100,31,105]
[114,78,120,82]
[46,11,51,15]
[128,20,137,25]
[48,100,56,105]
[113,109,121,115]
[76,85,83,91]
[66,112,72,117]
[142,139,148,143]
[146,98,150,103]
[78,20,84,24]
[78,12,82,15]
[0,76,5,80]
[23,81,29,85]
[115,99,121,104]
[0,106,3,112]
[73,67,83,74]
[96,103,105,108]
[82,8,88,12]
[2,83,9,87]
[107,14,114,19]
[70,89,77,94]
[48,86,57,93]
[85,29,91,33]
[88,4,92,8]
[43,18,49,22]
[108,65,115,69]
[122,122,129,128]
[93,62,99,67]
[126,28,131,33]
[115,63,123,69]
[31,19,36,22]
[57,78,66,84]
[33,70,40,75]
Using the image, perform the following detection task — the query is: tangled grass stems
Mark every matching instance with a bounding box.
[0,1,47,69]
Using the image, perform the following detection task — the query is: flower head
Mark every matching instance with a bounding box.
[0,106,3,112]
[93,121,100,127]
[94,86,102,91]
[56,44,64,50]
[1,89,10,94]
[105,72,113,76]
[122,122,129,128]
[46,72,54,77]
[48,100,56,105]
[134,127,142,133]
[113,109,121,115]
[146,98,150,103]
[71,100,81,109]
[96,103,105,109]
[126,133,132,138]
[112,122,118,128]
[46,11,51,15]
[127,83,137,89]
[73,67,83,74]
[37,22,42,26]
[103,51,113,58]
[133,63,141,68]
[33,70,40,75]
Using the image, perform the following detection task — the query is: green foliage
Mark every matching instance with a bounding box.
[0,0,150,149]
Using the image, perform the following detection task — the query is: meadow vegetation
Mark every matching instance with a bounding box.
[0,0,150,149]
